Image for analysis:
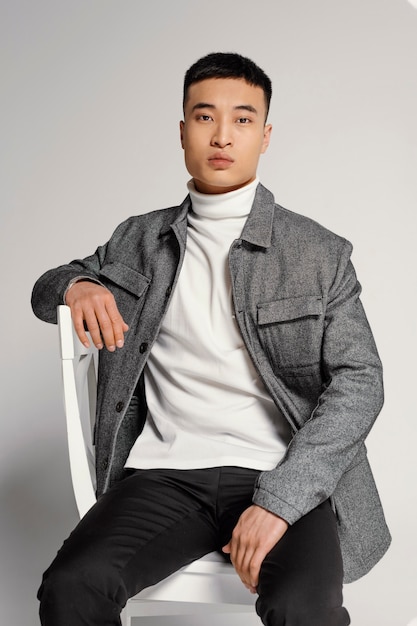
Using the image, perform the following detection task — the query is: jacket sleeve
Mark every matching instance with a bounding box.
[253,241,384,524]
[31,241,110,324]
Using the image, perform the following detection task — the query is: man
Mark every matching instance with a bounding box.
[32,52,390,625]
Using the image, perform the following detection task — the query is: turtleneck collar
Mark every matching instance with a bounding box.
[187,178,259,220]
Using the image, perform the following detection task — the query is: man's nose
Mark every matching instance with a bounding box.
[211,122,233,148]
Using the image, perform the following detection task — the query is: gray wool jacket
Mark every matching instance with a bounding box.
[32,183,391,583]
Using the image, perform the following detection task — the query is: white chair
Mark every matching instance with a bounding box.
[57,304,257,625]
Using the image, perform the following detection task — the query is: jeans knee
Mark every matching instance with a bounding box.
[256,601,350,626]
[38,564,84,624]
[256,589,350,626]
[38,563,83,602]
[38,560,127,625]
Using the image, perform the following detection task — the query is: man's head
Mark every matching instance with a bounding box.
[183,52,272,120]
[180,52,273,195]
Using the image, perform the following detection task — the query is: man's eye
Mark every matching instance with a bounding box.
[198,115,212,121]
[237,117,251,124]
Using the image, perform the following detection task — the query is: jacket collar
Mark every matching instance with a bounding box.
[240,183,275,248]
[162,182,275,249]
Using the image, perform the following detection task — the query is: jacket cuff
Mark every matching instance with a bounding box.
[252,483,302,526]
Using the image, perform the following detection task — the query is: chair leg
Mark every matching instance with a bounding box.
[120,606,130,626]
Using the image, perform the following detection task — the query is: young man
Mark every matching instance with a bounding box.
[32,52,390,625]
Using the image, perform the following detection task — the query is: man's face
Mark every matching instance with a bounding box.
[180,78,272,194]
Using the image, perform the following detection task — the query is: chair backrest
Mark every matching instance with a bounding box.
[58,304,98,517]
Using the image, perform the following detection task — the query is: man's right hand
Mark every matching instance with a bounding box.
[65,281,129,352]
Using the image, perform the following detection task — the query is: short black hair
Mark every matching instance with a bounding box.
[183,52,272,119]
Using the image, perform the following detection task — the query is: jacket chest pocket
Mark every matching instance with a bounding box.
[99,262,151,325]
[257,295,324,372]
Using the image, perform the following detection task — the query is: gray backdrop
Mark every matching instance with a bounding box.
[2,1,416,624]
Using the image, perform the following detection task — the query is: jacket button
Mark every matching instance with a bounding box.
[115,401,124,412]
[139,342,148,354]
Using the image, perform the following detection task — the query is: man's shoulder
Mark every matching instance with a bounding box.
[122,202,187,227]
[261,191,349,250]
[275,202,345,242]
[110,199,189,240]
[255,183,351,261]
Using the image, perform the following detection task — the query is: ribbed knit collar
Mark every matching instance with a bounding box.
[187,178,259,220]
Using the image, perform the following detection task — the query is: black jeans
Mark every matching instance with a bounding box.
[38,467,350,626]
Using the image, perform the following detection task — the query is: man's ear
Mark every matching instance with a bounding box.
[261,124,272,154]
[179,120,185,149]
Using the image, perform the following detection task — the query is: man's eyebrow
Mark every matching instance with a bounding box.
[234,104,258,115]
[191,103,258,114]
[191,102,215,112]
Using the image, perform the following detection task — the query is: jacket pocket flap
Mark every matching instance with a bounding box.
[257,295,323,325]
[99,263,150,297]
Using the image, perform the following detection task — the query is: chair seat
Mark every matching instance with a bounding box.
[124,552,255,622]
[133,551,254,605]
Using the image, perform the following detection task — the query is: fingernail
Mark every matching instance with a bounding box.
[97,343,103,350]
[108,345,115,352]
[116,340,124,348]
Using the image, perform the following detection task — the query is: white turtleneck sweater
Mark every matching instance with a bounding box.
[125,178,291,471]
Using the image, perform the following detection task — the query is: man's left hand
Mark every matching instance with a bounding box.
[222,504,288,593]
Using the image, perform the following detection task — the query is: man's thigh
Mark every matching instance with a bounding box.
[256,500,350,626]
[41,468,224,599]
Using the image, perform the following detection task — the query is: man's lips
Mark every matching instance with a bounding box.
[208,152,234,167]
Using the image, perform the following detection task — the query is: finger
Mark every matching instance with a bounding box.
[228,535,248,583]
[82,308,106,350]
[93,308,117,351]
[238,545,257,589]
[247,550,264,590]
[72,312,91,348]
[71,304,99,348]
[105,299,129,349]
[89,293,124,352]
[226,538,257,593]
[223,540,250,585]
[229,529,260,591]
[67,284,106,349]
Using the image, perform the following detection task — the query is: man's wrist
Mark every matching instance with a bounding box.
[63,277,101,304]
